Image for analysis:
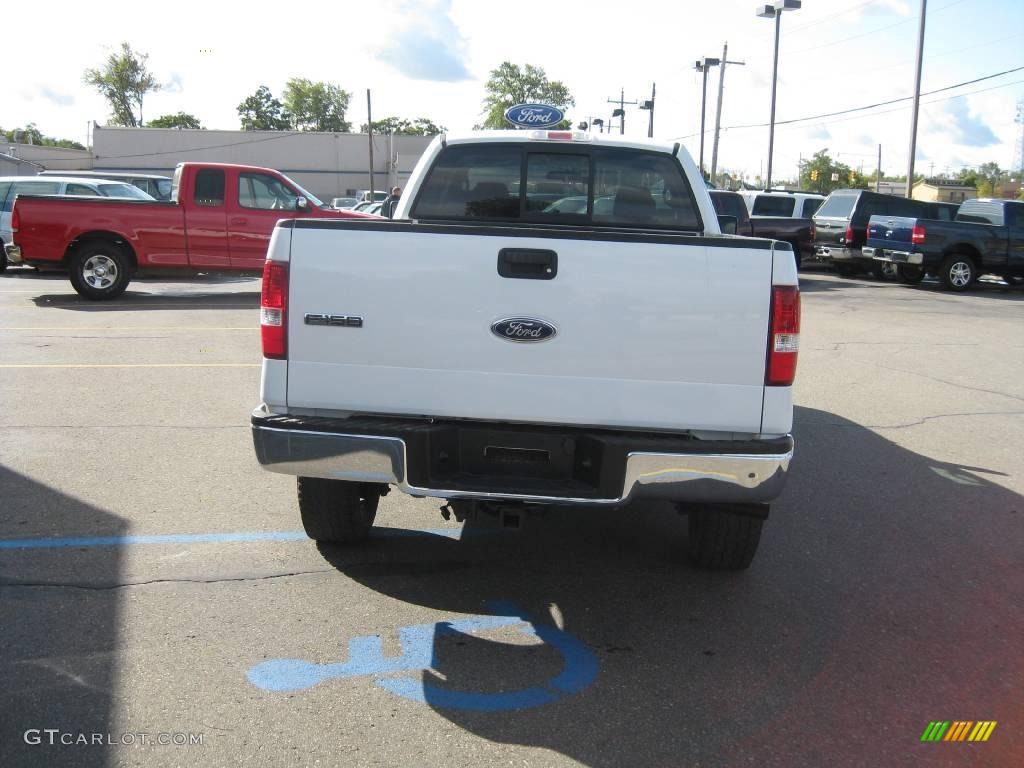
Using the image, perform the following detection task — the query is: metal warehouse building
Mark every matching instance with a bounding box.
[7,126,435,201]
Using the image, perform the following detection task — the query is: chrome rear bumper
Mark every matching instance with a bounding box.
[251,408,793,506]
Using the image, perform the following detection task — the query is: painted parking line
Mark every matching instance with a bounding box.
[0,528,465,550]
[0,363,260,369]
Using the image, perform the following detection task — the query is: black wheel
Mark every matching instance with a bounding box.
[834,263,858,278]
[686,505,765,570]
[871,261,898,281]
[69,242,132,300]
[0,246,7,273]
[939,253,976,292]
[897,264,926,284]
[297,477,379,543]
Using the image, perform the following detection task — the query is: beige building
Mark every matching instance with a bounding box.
[2,143,92,170]
[89,126,434,201]
[911,178,977,204]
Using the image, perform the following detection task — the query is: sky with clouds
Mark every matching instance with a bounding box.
[5,0,1023,181]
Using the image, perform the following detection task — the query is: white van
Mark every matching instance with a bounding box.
[0,176,154,270]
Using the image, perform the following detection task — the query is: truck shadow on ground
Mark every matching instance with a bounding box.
[0,465,126,768]
[30,291,260,311]
[314,406,1023,768]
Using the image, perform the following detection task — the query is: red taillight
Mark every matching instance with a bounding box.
[844,225,854,244]
[11,205,19,233]
[912,224,926,245]
[766,285,800,386]
[260,260,288,360]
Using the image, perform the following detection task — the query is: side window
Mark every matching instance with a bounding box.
[66,183,101,196]
[801,198,823,217]
[194,169,225,207]
[752,196,795,216]
[412,145,521,220]
[6,182,62,211]
[239,173,298,211]
[527,153,590,217]
[592,150,700,230]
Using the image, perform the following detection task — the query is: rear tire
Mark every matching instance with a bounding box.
[0,247,7,273]
[939,253,976,292]
[897,264,926,284]
[69,242,132,300]
[297,478,379,543]
[872,261,898,280]
[687,505,765,570]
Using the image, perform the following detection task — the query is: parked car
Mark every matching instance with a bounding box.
[1,176,154,272]
[39,170,173,201]
[251,130,799,570]
[865,198,1024,290]
[331,197,359,210]
[364,201,384,215]
[709,189,812,268]
[350,201,377,212]
[812,189,959,278]
[10,162,371,296]
[739,190,825,218]
[353,190,389,203]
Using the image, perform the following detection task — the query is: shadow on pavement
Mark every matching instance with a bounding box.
[314,406,1023,767]
[0,465,126,768]
[30,292,259,311]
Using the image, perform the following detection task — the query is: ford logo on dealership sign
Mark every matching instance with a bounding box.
[491,317,557,343]
[504,104,564,129]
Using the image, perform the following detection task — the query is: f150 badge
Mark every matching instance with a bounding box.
[305,314,363,328]
[491,317,556,343]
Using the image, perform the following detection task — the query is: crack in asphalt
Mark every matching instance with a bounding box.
[877,365,1024,404]
[805,409,1024,430]
[0,568,336,591]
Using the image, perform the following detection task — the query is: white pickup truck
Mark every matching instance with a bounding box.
[252,130,799,569]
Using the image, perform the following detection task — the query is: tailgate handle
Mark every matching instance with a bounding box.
[497,248,557,280]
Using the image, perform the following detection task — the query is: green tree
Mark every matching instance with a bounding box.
[478,62,574,129]
[148,112,203,129]
[282,78,351,132]
[2,123,85,150]
[359,117,447,135]
[975,162,1005,197]
[83,42,161,127]
[798,149,864,194]
[237,85,292,131]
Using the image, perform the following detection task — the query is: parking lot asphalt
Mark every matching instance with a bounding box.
[1,268,1022,768]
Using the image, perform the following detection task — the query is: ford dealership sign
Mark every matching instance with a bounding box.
[504,104,564,129]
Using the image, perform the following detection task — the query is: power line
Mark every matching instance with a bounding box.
[674,65,1024,138]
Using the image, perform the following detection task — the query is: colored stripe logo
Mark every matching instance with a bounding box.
[921,721,996,742]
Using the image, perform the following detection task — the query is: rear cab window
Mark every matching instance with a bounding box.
[194,169,226,207]
[814,192,858,220]
[411,142,702,231]
[4,181,62,212]
[801,198,823,217]
[752,195,795,216]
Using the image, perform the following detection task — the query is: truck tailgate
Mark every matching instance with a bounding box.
[867,215,915,249]
[284,222,774,434]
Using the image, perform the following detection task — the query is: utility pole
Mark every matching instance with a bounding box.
[710,42,745,185]
[366,89,375,197]
[607,88,637,135]
[905,0,927,198]
[638,83,656,138]
[694,57,720,176]
[876,144,882,193]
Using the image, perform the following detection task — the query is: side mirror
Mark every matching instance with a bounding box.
[717,214,738,235]
[295,195,308,211]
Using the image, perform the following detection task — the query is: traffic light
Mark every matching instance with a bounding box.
[810,169,818,181]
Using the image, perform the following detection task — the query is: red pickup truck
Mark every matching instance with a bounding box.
[11,162,372,299]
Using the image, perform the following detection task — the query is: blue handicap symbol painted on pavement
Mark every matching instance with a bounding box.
[246,601,598,711]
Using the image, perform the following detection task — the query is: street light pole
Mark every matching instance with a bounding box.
[757,1,801,190]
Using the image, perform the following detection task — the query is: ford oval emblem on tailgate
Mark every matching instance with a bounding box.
[491,317,557,343]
